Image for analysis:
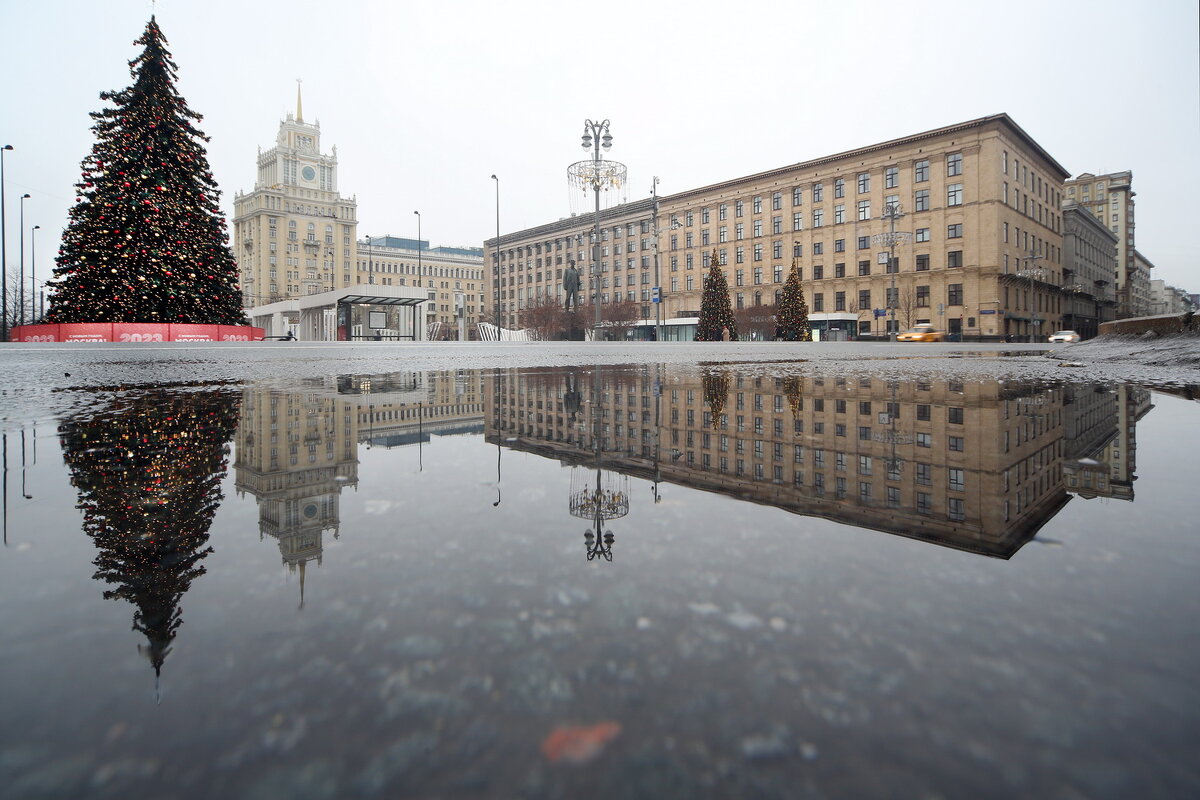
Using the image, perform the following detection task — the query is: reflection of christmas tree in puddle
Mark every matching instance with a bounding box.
[58,385,240,690]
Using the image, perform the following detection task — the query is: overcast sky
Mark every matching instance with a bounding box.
[2,0,1197,290]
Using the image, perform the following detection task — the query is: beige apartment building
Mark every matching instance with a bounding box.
[1062,203,1119,338]
[232,94,486,339]
[1062,171,1146,318]
[484,365,1071,557]
[488,114,1072,341]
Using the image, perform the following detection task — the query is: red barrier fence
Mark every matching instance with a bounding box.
[8,323,265,343]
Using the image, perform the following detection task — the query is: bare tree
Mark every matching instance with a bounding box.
[602,297,641,340]
[521,295,566,340]
[897,288,918,330]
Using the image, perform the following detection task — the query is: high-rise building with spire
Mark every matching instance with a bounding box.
[232,85,359,307]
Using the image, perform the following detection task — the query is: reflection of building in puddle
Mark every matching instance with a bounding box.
[484,367,1125,559]
[235,386,359,605]
[235,372,486,597]
[1062,385,1152,501]
[334,370,485,449]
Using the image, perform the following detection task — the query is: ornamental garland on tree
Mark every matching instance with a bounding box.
[47,17,245,325]
[695,250,738,341]
[774,259,811,341]
[59,384,240,683]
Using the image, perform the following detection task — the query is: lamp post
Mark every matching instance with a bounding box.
[413,210,422,288]
[490,174,501,330]
[1017,251,1045,343]
[569,119,626,336]
[1,144,12,341]
[366,234,373,284]
[18,193,29,327]
[872,201,911,341]
[30,225,39,324]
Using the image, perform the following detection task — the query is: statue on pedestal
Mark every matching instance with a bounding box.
[563,261,581,312]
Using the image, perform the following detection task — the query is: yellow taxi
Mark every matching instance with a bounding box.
[897,324,945,342]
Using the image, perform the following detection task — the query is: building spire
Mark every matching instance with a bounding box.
[296,78,303,123]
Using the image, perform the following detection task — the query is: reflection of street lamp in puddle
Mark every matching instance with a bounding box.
[568,367,630,561]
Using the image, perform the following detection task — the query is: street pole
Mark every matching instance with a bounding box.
[872,201,909,342]
[1,145,12,342]
[652,177,661,343]
[413,210,422,288]
[18,193,29,327]
[491,175,501,331]
[581,119,612,336]
[1018,251,1044,342]
[30,225,39,324]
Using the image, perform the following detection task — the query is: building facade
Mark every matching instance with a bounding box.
[1062,171,1145,317]
[233,94,486,339]
[1062,203,1119,338]
[489,115,1074,341]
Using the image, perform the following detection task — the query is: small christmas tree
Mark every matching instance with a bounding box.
[47,17,244,325]
[774,259,811,341]
[701,369,731,429]
[695,250,738,341]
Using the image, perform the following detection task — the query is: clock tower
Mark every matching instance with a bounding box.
[232,84,358,309]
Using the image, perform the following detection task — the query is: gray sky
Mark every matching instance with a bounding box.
[2,0,1197,290]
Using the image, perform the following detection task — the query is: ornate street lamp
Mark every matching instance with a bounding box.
[1016,251,1046,342]
[568,120,626,336]
[871,201,911,341]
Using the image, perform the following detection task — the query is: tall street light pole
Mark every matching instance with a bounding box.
[1017,250,1045,343]
[581,119,612,335]
[1,145,13,341]
[413,210,422,288]
[651,177,662,343]
[18,193,29,327]
[366,234,374,284]
[491,175,501,330]
[30,225,39,324]
[872,201,911,342]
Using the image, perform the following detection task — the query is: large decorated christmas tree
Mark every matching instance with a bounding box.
[47,17,244,325]
[59,385,240,682]
[695,250,738,341]
[774,259,811,341]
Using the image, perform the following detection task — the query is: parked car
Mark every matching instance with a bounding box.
[1048,330,1081,343]
[897,324,945,342]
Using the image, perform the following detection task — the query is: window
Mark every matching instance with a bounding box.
[948,498,965,521]
[753,219,763,237]
[947,251,963,269]
[916,463,932,486]
[915,160,929,182]
[772,192,782,210]
[915,189,929,211]
[915,227,930,243]
[917,492,932,515]
[948,407,964,424]
[947,152,963,176]
[702,207,711,224]
[834,239,846,253]
[793,212,803,231]
[773,216,782,234]
[813,264,824,280]
[834,178,845,198]
[947,223,963,239]
[858,261,871,277]
[916,285,930,306]
[812,242,824,255]
[813,209,824,228]
[754,244,763,262]
[857,200,871,221]
[915,254,930,271]
[857,172,871,193]
[812,183,824,202]
[753,196,763,213]
[856,236,869,250]
[885,166,899,188]
[917,432,932,448]
[947,183,963,206]
[735,201,744,217]
[812,292,824,311]
[948,284,963,305]
[735,223,744,240]
[917,404,931,421]
[793,187,803,205]
[835,291,846,310]
[949,436,964,452]
[719,204,728,220]
[859,288,871,308]
[773,241,783,259]
[834,205,845,224]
